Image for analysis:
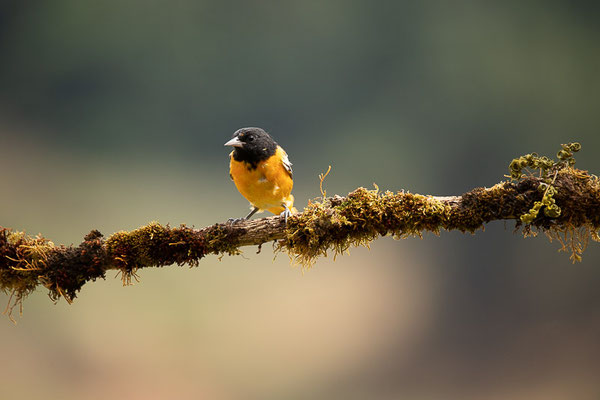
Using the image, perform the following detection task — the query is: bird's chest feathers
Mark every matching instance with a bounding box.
[230,159,282,204]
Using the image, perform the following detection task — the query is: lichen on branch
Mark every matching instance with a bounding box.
[1,142,599,319]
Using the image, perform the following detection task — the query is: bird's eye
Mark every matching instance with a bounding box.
[247,135,254,142]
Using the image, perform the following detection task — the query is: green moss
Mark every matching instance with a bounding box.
[280,188,454,267]
[105,222,242,284]
[510,142,581,224]
[508,142,580,181]
[508,142,600,261]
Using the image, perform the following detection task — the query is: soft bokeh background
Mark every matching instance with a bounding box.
[1,1,600,399]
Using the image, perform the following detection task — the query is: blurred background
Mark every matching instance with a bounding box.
[1,1,600,399]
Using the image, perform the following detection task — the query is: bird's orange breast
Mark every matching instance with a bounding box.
[229,146,294,214]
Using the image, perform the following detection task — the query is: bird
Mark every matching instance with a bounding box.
[225,127,296,222]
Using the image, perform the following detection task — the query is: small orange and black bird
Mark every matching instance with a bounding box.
[225,127,296,222]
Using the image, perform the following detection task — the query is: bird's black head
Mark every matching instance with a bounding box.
[224,127,278,168]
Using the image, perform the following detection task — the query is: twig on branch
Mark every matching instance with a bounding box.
[1,143,599,319]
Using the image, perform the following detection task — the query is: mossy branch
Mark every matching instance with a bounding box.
[1,143,599,319]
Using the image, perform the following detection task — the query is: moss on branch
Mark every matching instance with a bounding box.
[1,143,599,319]
[281,165,599,265]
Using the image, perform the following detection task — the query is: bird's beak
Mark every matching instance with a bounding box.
[224,137,244,148]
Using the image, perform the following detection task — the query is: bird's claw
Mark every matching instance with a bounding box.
[279,208,292,224]
[227,217,246,225]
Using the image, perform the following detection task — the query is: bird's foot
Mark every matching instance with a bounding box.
[226,217,246,225]
[279,208,292,224]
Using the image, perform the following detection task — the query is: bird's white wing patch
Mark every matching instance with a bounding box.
[281,149,293,178]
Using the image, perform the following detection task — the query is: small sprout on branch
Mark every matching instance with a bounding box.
[319,165,332,198]
[511,143,581,224]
